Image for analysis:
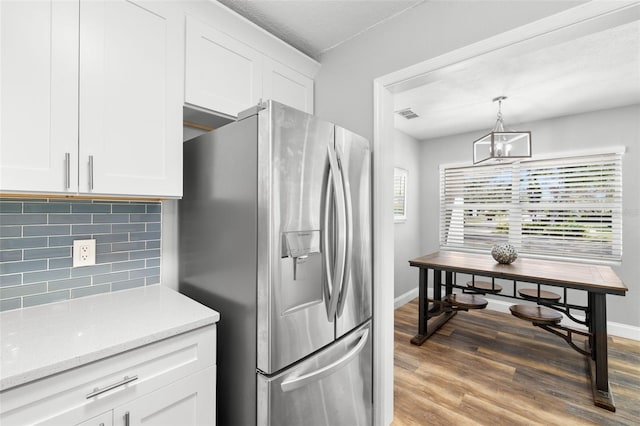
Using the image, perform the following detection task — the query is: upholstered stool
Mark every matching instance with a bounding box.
[518,288,561,302]
[509,304,562,325]
[466,280,503,294]
[446,293,488,310]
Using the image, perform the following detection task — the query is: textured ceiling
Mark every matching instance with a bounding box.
[394,16,640,140]
[218,0,425,59]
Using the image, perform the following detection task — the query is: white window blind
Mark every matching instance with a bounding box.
[394,168,408,222]
[440,153,622,262]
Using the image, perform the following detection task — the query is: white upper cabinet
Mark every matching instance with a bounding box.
[263,57,314,114]
[1,0,317,197]
[0,0,79,194]
[185,17,263,117]
[184,6,318,117]
[79,0,183,197]
[0,0,183,198]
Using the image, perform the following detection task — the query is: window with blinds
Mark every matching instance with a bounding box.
[440,152,622,262]
[394,168,408,222]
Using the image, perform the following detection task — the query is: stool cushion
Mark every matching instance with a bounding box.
[509,304,562,324]
[446,293,488,309]
[466,280,502,293]
[518,288,561,302]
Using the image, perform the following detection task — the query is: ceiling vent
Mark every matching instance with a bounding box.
[395,108,419,120]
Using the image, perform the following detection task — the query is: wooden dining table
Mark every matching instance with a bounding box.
[408,250,628,411]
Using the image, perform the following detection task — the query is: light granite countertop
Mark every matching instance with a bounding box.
[0,285,220,391]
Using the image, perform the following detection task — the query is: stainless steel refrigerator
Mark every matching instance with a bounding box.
[179,100,373,426]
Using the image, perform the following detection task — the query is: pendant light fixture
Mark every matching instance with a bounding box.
[473,96,531,164]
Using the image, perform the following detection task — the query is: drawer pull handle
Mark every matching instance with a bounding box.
[86,375,138,399]
[124,411,130,426]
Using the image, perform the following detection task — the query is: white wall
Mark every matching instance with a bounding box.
[393,130,422,299]
[419,105,640,328]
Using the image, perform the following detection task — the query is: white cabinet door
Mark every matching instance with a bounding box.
[76,411,113,426]
[0,0,79,193]
[78,0,182,197]
[185,16,262,117]
[113,366,216,426]
[263,58,314,114]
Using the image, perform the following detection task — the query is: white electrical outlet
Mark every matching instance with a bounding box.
[73,239,96,267]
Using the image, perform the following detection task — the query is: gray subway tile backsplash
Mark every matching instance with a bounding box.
[23,290,70,308]
[0,282,47,299]
[0,250,22,262]
[112,278,146,292]
[1,298,21,311]
[23,225,70,237]
[93,213,130,224]
[71,203,112,213]
[0,274,22,287]
[48,213,92,224]
[72,224,111,234]
[0,226,21,238]
[0,214,47,225]
[24,202,71,213]
[0,260,48,275]
[23,247,71,261]
[23,268,70,284]
[112,204,146,213]
[0,203,22,214]
[0,237,48,250]
[48,276,92,292]
[0,198,162,311]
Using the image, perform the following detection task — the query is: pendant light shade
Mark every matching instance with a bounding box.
[473,96,531,164]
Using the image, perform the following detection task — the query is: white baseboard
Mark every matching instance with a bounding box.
[394,288,419,309]
[394,288,640,341]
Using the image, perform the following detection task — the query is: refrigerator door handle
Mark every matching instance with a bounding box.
[280,327,370,393]
[336,146,353,318]
[323,144,347,321]
[322,175,337,321]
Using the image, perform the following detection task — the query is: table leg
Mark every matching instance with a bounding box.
[445,271,453,296]
[433,269,442,302]
[587,292,594,358]
[411,268,456,345]
[410,268,429,345]
[428,269,443,315]
[587,292,616,411]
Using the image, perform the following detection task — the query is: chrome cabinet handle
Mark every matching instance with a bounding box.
[124,411,130,426]
[64,152,71,189]
[85,375,138,399]
[88,155,94,190]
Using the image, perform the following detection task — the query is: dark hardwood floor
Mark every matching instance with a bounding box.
[392,299,640,425]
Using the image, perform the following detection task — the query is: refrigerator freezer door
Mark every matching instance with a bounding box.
[334,126,372,338]
[257,320,373,426]
[257,101,336,374]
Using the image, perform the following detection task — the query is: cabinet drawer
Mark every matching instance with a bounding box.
[0,325,216,426]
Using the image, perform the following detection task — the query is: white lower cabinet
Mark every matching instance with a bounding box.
[76,411,113,426]
[115,366,215,426]
[75,367,215,426]
[0,326,216,426]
